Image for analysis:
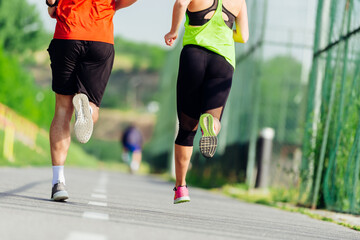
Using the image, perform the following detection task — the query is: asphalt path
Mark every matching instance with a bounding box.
[0,167,359,240]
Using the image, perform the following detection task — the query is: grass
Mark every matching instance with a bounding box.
[0,129,99,167]
[277,203,360,231]
[217,184,360,232]
[0,129,150,174]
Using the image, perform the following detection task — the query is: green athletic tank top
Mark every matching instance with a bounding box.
[183,0,235,68]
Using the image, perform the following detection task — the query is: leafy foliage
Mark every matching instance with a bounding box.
[259,56,303,144]
[114,36,166,72]
[0,48,54,128]
[0,0,47,54]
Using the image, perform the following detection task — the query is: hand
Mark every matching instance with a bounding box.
[46,0,57,6]
[164,32,178,46]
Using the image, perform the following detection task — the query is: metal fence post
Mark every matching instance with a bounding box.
[255,128,275,188]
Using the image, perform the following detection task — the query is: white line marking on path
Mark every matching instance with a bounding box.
[88,201,107,207]
[91,193,107,199]
[98,174,108,185]
[94,188,107,194]
[82,212,109,220]
[65,231,107,240]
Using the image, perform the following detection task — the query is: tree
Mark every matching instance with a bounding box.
[0,0,46,54]
[259,56,303,144]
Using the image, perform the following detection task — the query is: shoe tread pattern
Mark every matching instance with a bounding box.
[73,93,93,143]
[199,113,217,158]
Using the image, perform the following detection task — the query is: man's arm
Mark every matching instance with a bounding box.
[115,0,137,10]
[164,0,191,46]
[46,0,57,18]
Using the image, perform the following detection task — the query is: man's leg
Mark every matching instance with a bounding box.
[50,93,73,201]
[50,95,98,169]
[130,150,142,173]
[50,97,98,154]
[73,94,99,143]
[89,102,99,123]
[50,94,74,166]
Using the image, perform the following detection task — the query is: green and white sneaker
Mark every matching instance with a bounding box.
[51,182,69,201]
[73,93,93,144]
[199,113,217,158]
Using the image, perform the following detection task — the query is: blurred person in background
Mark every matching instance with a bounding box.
[46,0,137,201]
[164,0,249,204]
[121,125,143,174]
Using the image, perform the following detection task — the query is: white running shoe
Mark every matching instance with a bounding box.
[73,93,93,143]
[130,160,140,173]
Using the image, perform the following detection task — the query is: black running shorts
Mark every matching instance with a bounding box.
[47,39,115,107]
[177,45,234,120]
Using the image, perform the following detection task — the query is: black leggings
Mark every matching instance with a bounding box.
[175,45,234,146]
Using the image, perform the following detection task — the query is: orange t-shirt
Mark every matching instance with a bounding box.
[54,0,115,44]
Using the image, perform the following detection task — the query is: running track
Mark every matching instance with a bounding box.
[0,167,359,240]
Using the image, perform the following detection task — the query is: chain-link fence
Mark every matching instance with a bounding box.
[300,0,360,213]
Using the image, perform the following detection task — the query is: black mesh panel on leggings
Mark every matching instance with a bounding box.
[175,112,198,146]
[175,45,234,146]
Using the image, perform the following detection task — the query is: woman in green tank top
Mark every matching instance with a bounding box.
[164,0,249,204]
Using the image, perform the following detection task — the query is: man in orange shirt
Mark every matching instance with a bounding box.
[46,0,137,201]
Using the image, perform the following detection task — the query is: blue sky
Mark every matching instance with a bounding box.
[29,0,173,46]
[28,0,317,82]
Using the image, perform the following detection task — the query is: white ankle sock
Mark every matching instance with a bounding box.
[52,166,65,186]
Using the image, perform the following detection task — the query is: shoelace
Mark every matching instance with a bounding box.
[173,185,188,191]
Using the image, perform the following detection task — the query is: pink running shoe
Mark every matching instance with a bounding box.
[173,185,190,204]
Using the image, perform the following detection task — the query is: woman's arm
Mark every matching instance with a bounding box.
[233,0,249,43]
[164,0,191,46]
[115,0,137,10]
[47,0,57,18]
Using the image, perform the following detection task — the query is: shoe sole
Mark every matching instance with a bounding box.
[199,114,217,158]
[51,190,69,202]
[73,93,93,144]
[174,196,190,204]
[199,136,218,158]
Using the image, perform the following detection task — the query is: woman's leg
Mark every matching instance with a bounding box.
[173,117,197,203]
[174,144,193,186]
[174,46,206,187]
[199,52,234,157]
[174,112,199,187]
